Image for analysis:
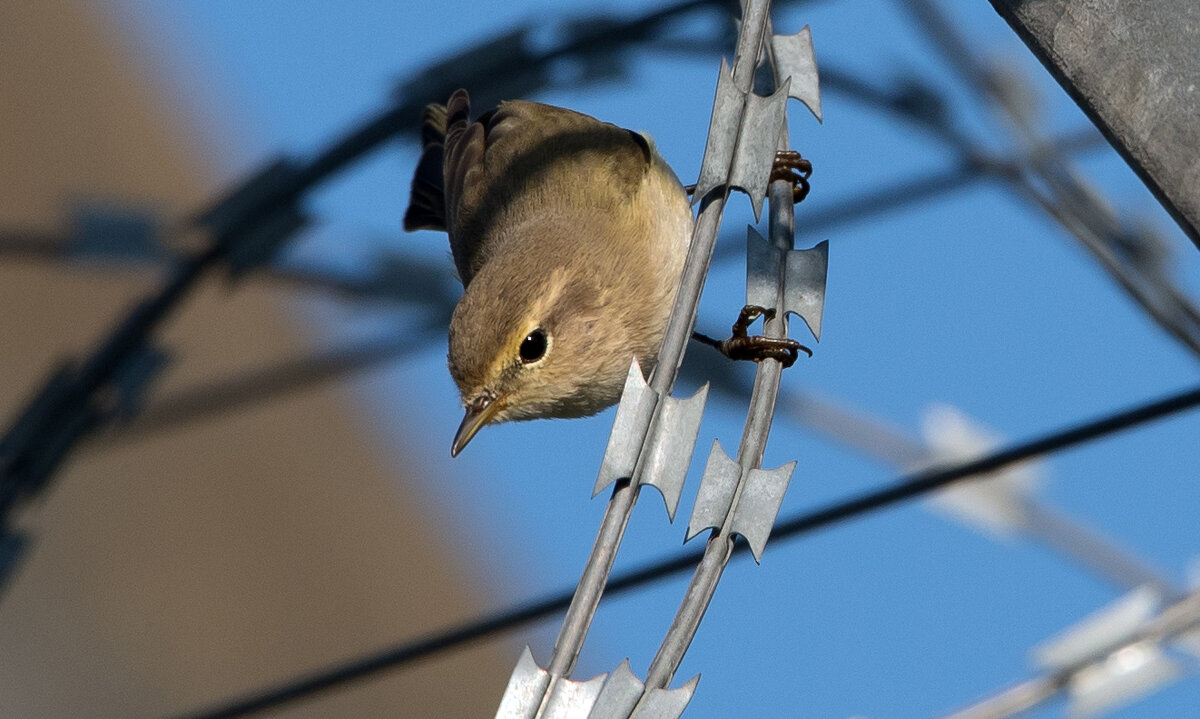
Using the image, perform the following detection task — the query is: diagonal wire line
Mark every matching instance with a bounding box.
[174,382,1200,719]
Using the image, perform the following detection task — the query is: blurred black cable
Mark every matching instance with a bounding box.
[174,382,1200,719]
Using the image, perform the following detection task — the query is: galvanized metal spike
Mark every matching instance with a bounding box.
[687,440,796,562]
[693,62,791,220]
[495,646,612,719]
[594,359,709,521]
[587,659,644,718]
[595,359,658,497]
[586,662,699,719]
[541,673,609,719]
[694,58,743,205]
[686,440,740,543]
[638,382,710,521]
[629,675,700,719]
[771,26,822,122]
[745,228,779,317]
[733,80,791,221]
[495,647,551,718]
[784,239,828,341]
[746,228,828,341]
[730,462,796,562]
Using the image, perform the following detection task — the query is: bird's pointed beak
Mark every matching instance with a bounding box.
[451,393,503,457]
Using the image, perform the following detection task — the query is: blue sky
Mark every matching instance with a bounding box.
[114,1,1200,716]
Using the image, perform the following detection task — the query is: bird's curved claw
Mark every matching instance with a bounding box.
[692,305,812,369]
[770,150,812,204]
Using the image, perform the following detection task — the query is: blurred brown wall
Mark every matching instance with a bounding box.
[0,3,510,716]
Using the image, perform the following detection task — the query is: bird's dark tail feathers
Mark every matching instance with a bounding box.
[402,101,450,232]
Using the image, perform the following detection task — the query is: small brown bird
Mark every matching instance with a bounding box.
[404,89,693,456]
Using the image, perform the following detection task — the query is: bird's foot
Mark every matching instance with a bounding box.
[692,305,812,369]
[770,150,812,204]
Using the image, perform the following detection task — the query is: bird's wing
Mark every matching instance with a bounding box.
[441,90,653,287]
[402,101,449,232]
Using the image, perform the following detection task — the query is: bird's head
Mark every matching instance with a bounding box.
[446,263,630,456]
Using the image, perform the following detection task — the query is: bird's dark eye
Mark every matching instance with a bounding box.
[519,329,548,364]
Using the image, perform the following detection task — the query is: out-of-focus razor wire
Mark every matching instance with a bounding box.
[172,382,1200,719]
[942,585,1200,719]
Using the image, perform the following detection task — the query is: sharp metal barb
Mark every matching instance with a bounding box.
[595,361,661,496]
[627,677,700,719]
[540,674,609,718]
[494,647,608,719]
[746,227,828,340]
[694,58,747,203]
[496,648,555,719]
[769,26,822,121]
[595,362,710,521]
[726,462,797,561]
[589,661,645,717]
[686,440,796,561]
[586,662,698,719]
[637,384,709,521]
[694,62,791,220]
[685,441,741,544]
